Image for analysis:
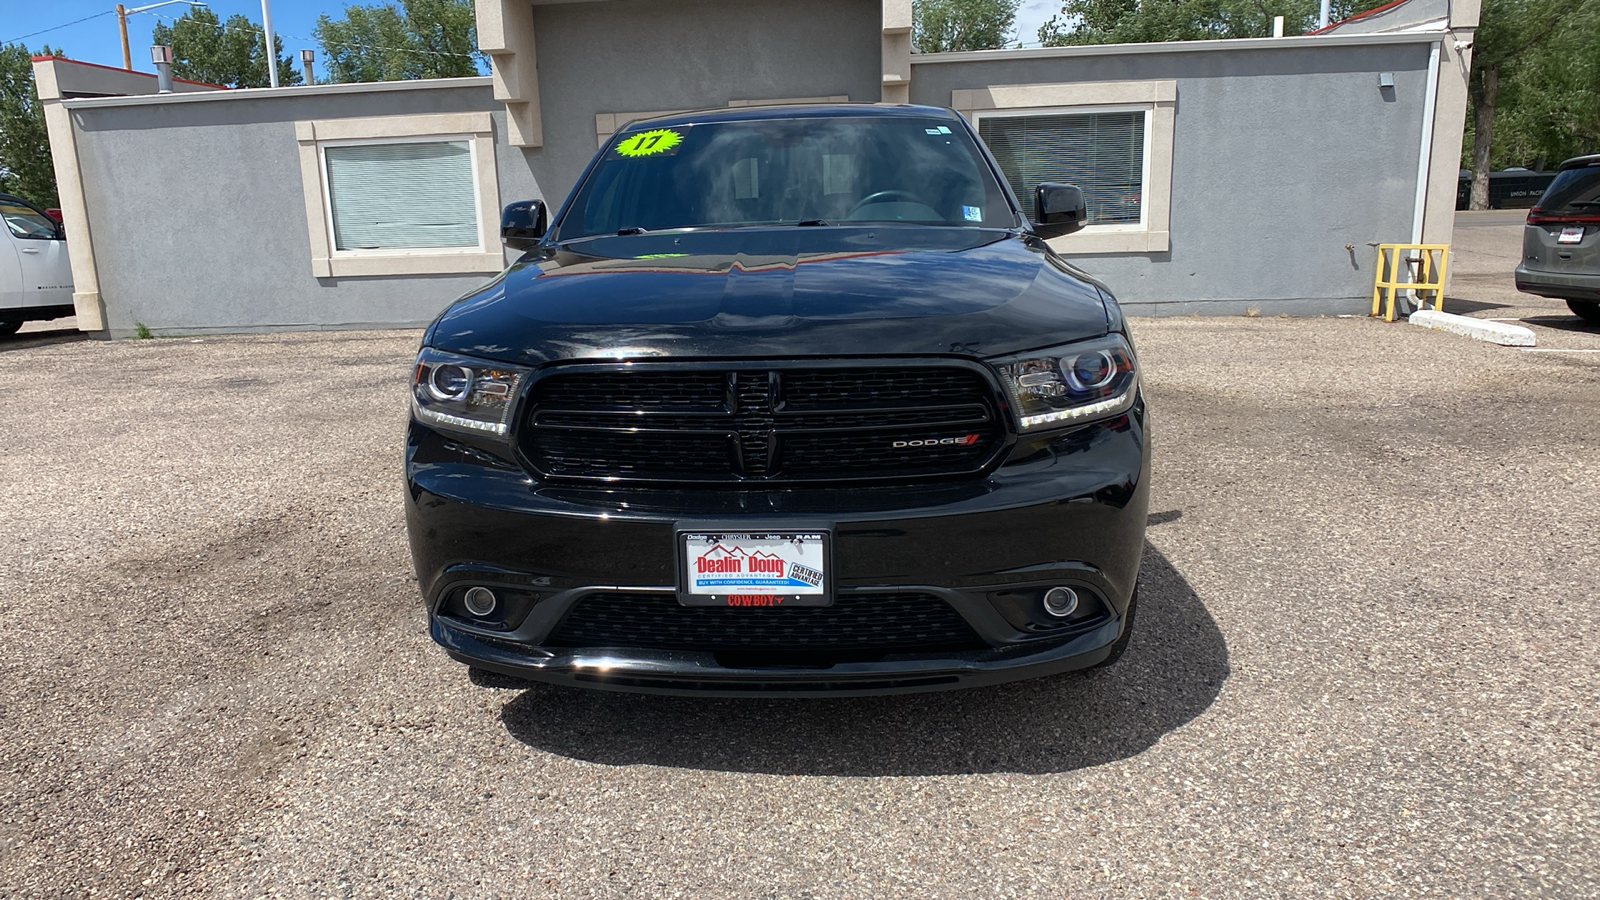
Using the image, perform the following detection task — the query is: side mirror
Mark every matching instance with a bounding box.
[501,199,547,250]
[1033,183,1088,238]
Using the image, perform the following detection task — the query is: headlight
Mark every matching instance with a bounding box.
[992,334,1139,432]
[411,348,529,438]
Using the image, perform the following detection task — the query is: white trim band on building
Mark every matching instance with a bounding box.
[58,76,494,110]
[911,30,1446,66]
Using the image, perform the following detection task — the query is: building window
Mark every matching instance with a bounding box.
[324,140,479,252]
[296,112,503,277]
[978,108,1147,228]
[955,80,1174,253]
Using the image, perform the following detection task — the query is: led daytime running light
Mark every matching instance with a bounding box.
[1015,372,1138,429]
[412,404,511,436]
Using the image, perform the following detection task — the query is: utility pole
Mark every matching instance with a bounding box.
[117,5,131,69]
[261,0,279,88]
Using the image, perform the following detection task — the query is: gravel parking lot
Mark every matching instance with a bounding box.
[2,215,1596,897]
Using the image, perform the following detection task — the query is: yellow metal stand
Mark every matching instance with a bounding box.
[1372,243,1449,322]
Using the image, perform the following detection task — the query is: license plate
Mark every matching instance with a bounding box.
[679,531,829,606]
[1559,226,1585,244]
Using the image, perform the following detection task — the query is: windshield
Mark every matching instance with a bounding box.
[558,115,1018,239]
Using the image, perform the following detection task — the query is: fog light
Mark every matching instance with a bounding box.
[1042,587,1079,618]
[463,586,498,617]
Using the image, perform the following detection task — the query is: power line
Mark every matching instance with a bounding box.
[3,10,115,45]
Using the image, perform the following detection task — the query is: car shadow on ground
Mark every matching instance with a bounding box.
[495,538,1228,776]
[1519,315,1597,333]
[1441,297,1514,315]
[0,327,89,352]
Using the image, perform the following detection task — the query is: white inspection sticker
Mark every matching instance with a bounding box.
[681,532,827,603]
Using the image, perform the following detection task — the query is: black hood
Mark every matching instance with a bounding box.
[429,227,1110,365]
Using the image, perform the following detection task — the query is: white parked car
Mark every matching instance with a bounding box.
[1,193,74,336]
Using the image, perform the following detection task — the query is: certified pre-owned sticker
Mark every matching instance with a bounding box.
[615,128,684,158]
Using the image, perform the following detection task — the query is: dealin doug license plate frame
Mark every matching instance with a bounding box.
[676,529,833,607]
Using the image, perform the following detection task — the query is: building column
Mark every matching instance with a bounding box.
[476,0,542,147]
[32,59,105,332]
[1420,5,1480,251]
[883,0,912,103]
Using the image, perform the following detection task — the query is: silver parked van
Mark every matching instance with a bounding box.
[1515,154,1600,325]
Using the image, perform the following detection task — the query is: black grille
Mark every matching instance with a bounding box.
[547,592,985,652]
[536,371,727,411]
[521,362,1005,484]
[779,369,987,409]
[534,431,732,479]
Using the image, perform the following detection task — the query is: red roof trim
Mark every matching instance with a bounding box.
[30,55,229,90]
[1305,0,1413,35]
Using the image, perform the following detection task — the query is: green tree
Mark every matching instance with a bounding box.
[150,8,301,88]
[1465,0,1595,208]
[0,43,61,207]
[314,0,483,83]
[913,0,1023,52]
[1490,18,1600,169]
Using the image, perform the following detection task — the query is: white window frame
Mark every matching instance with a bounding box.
[296,112,502,277]
[955,80,1175,254]
[318,134,483,260]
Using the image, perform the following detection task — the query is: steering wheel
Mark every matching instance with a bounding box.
[847,190,930,218]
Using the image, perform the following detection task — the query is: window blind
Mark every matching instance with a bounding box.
[979,111,1146,225]
[325,141,478,251]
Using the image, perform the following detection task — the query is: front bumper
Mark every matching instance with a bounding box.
[437,611,1125,696]
[406,400,1149,696]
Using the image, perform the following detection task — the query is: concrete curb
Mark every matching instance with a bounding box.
[1408,310,1536,346]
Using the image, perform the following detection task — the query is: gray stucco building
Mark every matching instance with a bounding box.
[36,0,1480,337]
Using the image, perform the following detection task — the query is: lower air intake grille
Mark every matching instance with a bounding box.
[547,592,985,652]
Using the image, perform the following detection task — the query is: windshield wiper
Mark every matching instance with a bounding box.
[1568,200,1600,208]
[796,219,831,227]
[615,226,650,235]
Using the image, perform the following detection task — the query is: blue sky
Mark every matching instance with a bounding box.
[3,0,352,76]
[4,0,1067,76]
[1014,0,1061,47]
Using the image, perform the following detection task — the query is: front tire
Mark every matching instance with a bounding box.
[1568,300,1600,326]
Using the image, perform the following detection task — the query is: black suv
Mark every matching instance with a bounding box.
[1516,154,1600,324]
[405,104,1149,695]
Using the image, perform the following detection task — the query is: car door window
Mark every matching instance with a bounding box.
[1,202,59,240]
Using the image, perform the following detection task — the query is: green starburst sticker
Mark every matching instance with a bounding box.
[614,128,684,158]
